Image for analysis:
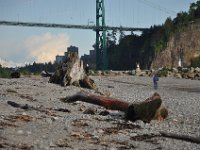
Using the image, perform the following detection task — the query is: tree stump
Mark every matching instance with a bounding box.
[49,53,96,89]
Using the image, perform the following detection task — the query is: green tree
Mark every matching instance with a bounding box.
[164,17,174,36]
[111,29,117,45]
[191,57,200,67]
[189,1,200,20]
[119,29,125,43]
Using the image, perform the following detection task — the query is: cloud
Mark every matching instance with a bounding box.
[24,32,70,63]
[0,57,24,68]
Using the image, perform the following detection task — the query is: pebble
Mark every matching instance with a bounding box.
[17,130,24,135]
[83,108,96,114]
[1,76,200,150]
[130,133,138,137]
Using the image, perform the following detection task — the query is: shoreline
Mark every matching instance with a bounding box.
[0,76,200,149]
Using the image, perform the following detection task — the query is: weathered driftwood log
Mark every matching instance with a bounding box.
[61,91,168,123]
[10,71,20,78]
[41,70,52,77]
[49,53,96,89]
[7,100,70,115]
[160,131,200,144]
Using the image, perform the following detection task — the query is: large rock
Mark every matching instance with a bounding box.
[194,67,200,73]
[151,24,200,69]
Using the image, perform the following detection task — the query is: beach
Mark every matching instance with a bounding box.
[0,75,200,149]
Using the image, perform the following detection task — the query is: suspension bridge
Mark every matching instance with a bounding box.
[0,20,147,31]
[0,0,165,70]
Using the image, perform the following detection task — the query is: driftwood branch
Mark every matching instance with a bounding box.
[61,91,168,123]
[160,131,200,144]
[7,101,70,115]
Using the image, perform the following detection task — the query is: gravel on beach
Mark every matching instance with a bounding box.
[0,75,200,149]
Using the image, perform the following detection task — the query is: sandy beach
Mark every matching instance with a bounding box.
[0,75,200,149]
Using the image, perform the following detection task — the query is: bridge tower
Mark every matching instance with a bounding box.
[96,0,107,70]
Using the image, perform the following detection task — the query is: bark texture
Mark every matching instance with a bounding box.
[61,91,168,123]
[49,53,96,89]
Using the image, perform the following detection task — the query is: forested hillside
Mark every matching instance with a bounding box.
[107,1,200,70]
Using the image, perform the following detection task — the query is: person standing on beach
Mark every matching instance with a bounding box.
[85,64,90,75]
[153,73,159,90]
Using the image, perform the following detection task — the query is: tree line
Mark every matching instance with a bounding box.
[0,62,56,78]
[19,61,56,75]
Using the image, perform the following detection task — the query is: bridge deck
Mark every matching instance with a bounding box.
[0,20,148,31]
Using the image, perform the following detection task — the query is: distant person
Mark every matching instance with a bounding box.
[153,73,159,90]
[85,64,90,75]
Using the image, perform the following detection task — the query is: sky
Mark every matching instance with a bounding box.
[0,0,198,67]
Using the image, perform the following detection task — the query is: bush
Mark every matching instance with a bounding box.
[20,69,31,76]
[157,67,169,77]
[0,67,11,78]
[191,57,200,68]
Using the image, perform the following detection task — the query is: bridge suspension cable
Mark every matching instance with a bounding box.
[137,0,177,15]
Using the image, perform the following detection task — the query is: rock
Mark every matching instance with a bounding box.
[27,131,32,135]
[45,118,53,124]
[56,138,70,148]
[167,71,174,77]
[172,68,178,73]
[70,131,84,139]
[96,71,102,76]
[97,129,104,134]
[79,76,96,89]
[135,69,141,76]
[194,67,200,73]
[130,133,138,137]
[175,73,182,79]
[128,70,135,75]
[187,73,195,79]
[190,67,195,73]
[139,71,147,76]
[49,141,57,147]
[182,73,188,79]
[89,70,95,75]
[194,73,200,80]
[99,110,110,116]
[83,108,96,115]
[17,130,24,135]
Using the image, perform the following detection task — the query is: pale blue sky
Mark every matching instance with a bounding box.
[0,0,198,66]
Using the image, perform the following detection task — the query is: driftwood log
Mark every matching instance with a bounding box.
[160,131,200,144]
[49,53,96,89]
[7,101,70,115]
[61,91,168,123]
[10,71,20,78]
